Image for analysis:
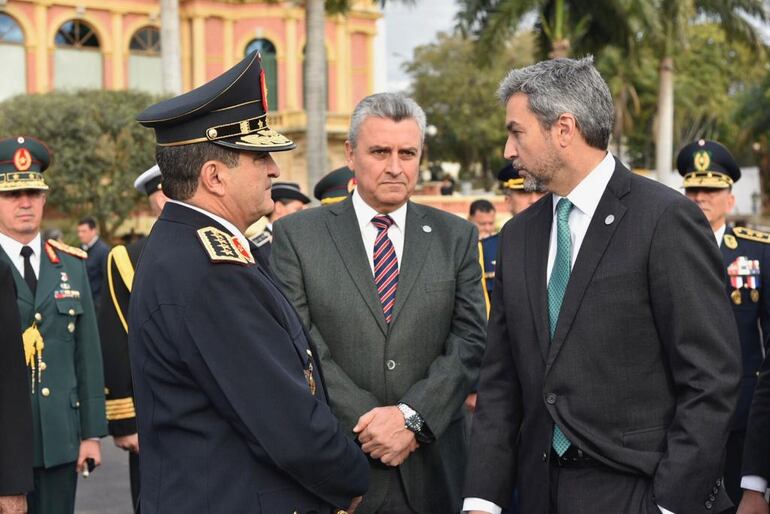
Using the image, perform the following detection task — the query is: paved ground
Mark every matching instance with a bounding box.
[75,441,134,514]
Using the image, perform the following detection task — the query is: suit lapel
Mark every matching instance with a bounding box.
[390,202,431,326]
[525,196,554,363]
[326,199,388,335]
[0,246,33,306]
[547,162,631,370]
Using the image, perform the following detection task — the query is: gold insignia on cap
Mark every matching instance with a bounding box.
[197,227,253,265]
[751,289,760,303]
[731,289,742,305]
[13,148,32,171]
[502,177,525,190]
[693,150,711,172]
[207,128,218,139]
[724,234,738,249]
[734,226,770,244]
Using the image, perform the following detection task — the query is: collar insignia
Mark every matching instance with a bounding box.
[197,227,254,265]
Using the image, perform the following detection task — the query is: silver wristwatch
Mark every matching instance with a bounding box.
[397,403,424,434]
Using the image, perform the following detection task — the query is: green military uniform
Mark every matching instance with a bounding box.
[0,136,107,514]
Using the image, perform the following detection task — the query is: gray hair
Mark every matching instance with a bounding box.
[348,93,427,148]
[497,56,614,150]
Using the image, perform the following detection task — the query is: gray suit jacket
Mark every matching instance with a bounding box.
[272,198,486,514]
[464,162,742,514]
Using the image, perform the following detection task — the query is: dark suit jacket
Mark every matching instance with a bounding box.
[272,198,487,514]
[464,161,741,514]
[98,238,146,436]
[0,259,33,495]
[720,226,770,430]
[128,203,368,514]
[85,237,110,303]
[742,351,770,482]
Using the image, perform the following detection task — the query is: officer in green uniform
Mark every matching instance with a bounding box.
[677,139,770,512]
[314,166,356,205]
[0,136,107,514]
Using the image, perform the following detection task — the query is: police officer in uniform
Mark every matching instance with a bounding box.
[0,258,34,514]
[314,166,356,205]
[251,182,310,260]
[678,139,770,511]
[97,163,167,512]
[0,136,107,514]
[131,51,368,513]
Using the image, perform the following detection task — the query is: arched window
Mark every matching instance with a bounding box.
[302,44,329,111]
[0,13,26,101]
[245,39,278,110]
[129,26,162,94]
[54,20,103,90]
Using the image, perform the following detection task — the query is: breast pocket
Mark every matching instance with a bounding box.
[424,279,456,293]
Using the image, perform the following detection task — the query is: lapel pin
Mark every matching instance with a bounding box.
[604,215,615,225]
[422,225,432,233]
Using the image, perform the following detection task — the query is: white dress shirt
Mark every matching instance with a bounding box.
[351,189,407,276]
[0,231,41,280]
[714,224,726,248]
[463,153,675,514]
[167,200,253,259]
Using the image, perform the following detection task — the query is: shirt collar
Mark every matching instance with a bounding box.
[0,231,41,258]
[714,224,726,247]
[352,189,408,231]
[84,235,99,250]
[167,199,251,251]
[553,152,616,217]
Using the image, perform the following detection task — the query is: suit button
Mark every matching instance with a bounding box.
[542,451,548,462]
[34,312,42,322]
[705,501,713,510]
[545,393,557,404]
[39,362,47,371]
[386,360,396,371]
[68,308,75,316]
[41,387,50,397]
[708,495,716,502]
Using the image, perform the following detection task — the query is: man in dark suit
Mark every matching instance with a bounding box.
[77,216,110,304]
[463,57,741,514]
[0,259,33,514]
[737,352,770,514]
[131,51,369,514]
[97,164,167,512]
[272,92,487,514]
[677,139,770,511]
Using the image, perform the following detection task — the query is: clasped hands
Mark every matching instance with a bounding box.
[353,406,419,467]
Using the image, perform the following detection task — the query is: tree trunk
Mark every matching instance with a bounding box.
[160,0,182,95]
[655,56,674,178]
[549,39,571,59]
[305,0,328,191]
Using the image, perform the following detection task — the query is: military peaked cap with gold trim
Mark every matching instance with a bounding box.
[314,166,356,204]
[136,51,295,152]
[497,163,525,191]
[0,136,51,192]
[677,139,740,189]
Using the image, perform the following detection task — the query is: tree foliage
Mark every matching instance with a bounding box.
[0,90,160,238]
[404,31,536,185]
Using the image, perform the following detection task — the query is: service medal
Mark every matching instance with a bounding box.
[751,289,760,303]
[304,362,317,396]
[731,289,742,305]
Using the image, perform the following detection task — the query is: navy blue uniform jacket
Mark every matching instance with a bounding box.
[128,203,369,513]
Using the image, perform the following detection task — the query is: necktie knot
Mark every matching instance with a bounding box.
[556,198,573,222]
[372,214,394,231]
[20,245,34,258]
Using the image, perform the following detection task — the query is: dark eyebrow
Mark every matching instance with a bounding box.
[506,121,521,132]
[399,147,419,153]
[368,145,391,152]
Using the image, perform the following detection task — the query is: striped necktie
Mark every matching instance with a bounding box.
[548,198,574,456]
[372,215,398,323]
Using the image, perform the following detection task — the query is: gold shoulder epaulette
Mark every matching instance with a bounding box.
[734,226,770,244]
[47,239,87,259]
[196,227,254,265]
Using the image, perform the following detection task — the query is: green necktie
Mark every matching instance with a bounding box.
[548,197,574,456]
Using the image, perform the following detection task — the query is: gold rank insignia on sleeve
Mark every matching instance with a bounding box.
[196,227,255,265]
[47,238,88,259]
[733,226,770,244]
[106,397,136,421]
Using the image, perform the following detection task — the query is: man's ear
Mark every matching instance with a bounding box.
[345,140,355,170]
[553,113,578,148]
[198,160,227,197]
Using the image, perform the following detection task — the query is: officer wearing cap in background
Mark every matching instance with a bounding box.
[97,163,168,512]
[132,51,368,514]
[0,136,107,514]
[497,162,547,216]
[251,182,310,260]
[677,139,770,512]
[314,166,356,205]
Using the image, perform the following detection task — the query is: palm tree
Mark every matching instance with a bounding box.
[160,0,182,95]
[305,0,328,190]
[638,0,766,177]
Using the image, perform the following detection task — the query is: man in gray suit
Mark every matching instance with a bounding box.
[463,57,741,514]
[272,92,487,514]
